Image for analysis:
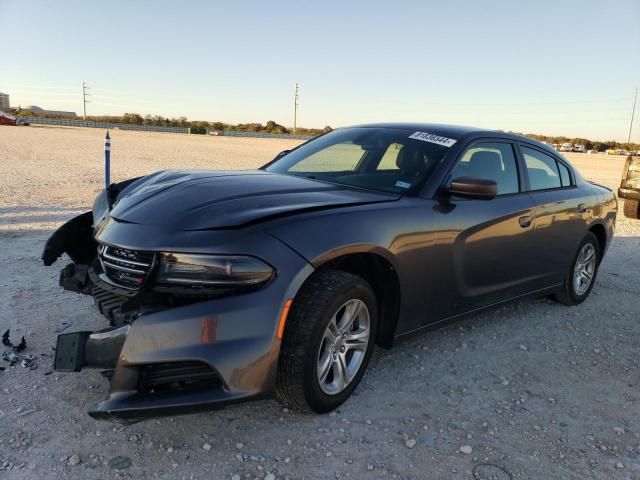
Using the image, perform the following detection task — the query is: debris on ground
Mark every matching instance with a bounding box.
[2,351,37,369]
[108,456,132,470]
[21,355,37,370]
[2,329,27,352]
[2,329,38,370]
[2,351,20,366]
[17,408,38,417]
[1,330,10,347]
[55,321,72,333]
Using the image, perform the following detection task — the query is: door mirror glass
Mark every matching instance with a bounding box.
[447,177,498,199]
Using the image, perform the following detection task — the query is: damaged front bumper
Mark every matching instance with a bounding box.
[44,212,314,422]
[62,291,286,422]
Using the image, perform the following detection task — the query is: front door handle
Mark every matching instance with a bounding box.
[578,203,587,213]
[519,215,532,228]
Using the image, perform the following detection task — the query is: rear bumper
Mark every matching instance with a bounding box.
[618,187,640,201]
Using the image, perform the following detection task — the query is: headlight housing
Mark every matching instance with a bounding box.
[156,253,274,290]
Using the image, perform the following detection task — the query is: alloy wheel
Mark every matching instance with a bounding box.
[316,299,371,395]
[573,243,596,296]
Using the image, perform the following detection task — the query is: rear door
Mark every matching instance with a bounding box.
[518,144,590,286]
[432,140,540,317]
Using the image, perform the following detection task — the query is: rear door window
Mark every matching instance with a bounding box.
[522,147,562,190]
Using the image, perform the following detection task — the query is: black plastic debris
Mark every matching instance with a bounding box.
[1,330,11,347]
[14,337,26,352]
[2,329,26,352]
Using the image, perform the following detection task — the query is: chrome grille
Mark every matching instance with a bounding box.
[98,244,155,289]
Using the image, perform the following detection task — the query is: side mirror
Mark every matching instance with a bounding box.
[274,150,290,161]
[444,177,497,199]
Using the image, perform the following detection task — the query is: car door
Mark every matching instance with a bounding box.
[431,140,540,317]
[518,144,591,287]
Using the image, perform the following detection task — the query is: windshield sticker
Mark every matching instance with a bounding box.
[395,180,412,189]
[409,131,457,147]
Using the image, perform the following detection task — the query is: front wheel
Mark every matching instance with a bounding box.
[554,232,600,305]
[276,269,378,413]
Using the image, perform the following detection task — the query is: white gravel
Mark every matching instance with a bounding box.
[1,125,639,479]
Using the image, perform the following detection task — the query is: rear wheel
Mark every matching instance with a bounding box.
[554,232,600,305]
[623,199,640,219]
[276,269,377,413]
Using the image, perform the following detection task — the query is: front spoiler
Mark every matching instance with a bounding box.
[88,387,266,422]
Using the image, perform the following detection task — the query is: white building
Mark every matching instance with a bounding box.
[21,105,77,118]
[0,92,9,110]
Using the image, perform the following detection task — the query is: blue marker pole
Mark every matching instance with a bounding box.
[104,131,111,189]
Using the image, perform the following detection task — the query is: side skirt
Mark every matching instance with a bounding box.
[392,284,561,344]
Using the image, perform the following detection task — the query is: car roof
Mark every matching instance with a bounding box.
[346,122,559,157]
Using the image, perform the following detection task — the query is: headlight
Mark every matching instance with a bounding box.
[156,253,274,288]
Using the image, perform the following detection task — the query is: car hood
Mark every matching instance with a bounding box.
[108,170,398,230]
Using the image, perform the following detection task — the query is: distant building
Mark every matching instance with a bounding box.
[20,105,77,118]
[0,92,9,110]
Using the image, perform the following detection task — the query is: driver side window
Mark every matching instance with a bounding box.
[449,142,520,195]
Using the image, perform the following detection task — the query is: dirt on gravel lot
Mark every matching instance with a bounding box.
[0,125,639,480]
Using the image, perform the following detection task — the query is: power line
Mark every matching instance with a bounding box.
[293,83,299,134]
[628,88,638,144]
[82,81,90,121]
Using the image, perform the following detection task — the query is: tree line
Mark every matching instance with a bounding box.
[12,109,332,136]
[9,108,640,149]
[525,133,639,153]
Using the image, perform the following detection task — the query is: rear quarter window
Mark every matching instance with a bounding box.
[557,161,572,187]
[522,146,562,190]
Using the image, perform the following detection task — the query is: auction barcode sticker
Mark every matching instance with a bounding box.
[408,131,457,147]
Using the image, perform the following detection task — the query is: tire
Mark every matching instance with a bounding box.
[623,199,640,219]
[554,232,600,305]
[276,269,378,413]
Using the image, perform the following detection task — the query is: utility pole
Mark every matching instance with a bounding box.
[628,87,638,144]
[82,81,90,122]
[293,83,299,135]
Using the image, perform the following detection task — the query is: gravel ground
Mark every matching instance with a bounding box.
[0,126,639,480]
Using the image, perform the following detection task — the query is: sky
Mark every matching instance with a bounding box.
[1,0,639,142]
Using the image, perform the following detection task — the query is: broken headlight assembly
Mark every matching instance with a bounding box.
[155,253,275,292]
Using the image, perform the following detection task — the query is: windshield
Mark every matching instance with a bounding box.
[265,127,455,194]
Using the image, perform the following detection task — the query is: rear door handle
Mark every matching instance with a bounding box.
[519,215,532,228]
[578,203,587,213]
